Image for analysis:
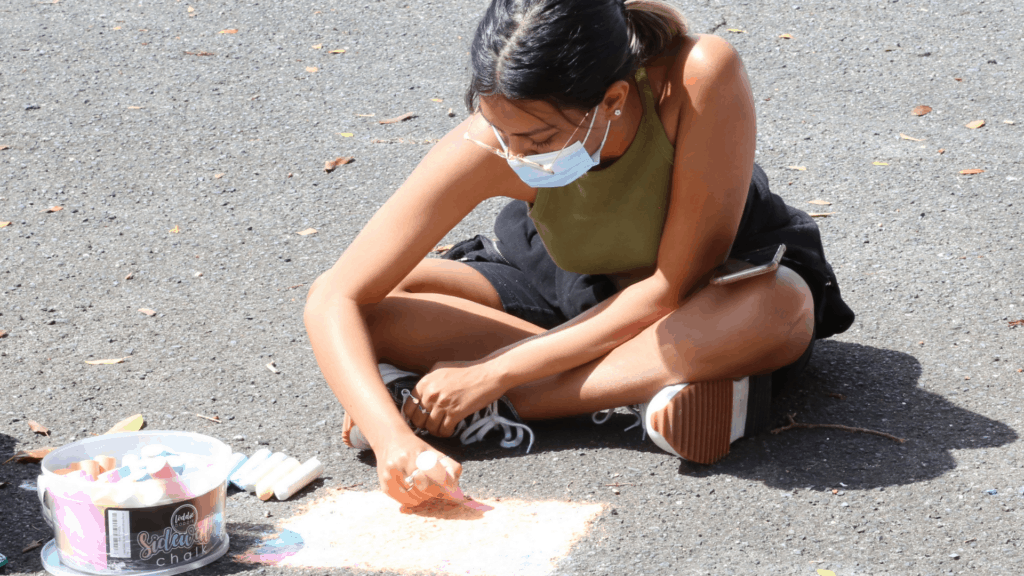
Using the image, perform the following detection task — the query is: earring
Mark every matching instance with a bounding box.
[614,110,621,116]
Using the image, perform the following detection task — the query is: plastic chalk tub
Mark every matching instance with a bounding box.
[38,431,232,576]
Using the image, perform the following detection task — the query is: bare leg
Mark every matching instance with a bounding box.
[366,259,815,420]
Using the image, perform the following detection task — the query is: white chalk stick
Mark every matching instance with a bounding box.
[241,452,287,493]
[272,457,324,501]
[256,457,300,501]
[229,448,270,490]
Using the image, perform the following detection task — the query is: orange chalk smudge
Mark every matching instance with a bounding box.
[241,489,604,576]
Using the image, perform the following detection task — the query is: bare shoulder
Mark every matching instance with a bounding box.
[672,34,747,105]
[646,34,749,143]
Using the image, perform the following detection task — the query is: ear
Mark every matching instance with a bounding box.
[601,79,631,118]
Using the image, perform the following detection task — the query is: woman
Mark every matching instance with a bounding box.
[305,0,855,507]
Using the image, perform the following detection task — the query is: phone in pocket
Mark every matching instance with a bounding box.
[710,244,786,286]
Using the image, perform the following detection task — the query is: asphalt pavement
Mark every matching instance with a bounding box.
[1,0,1023,574]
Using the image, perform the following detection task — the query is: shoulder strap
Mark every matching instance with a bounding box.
[634,67,658,114]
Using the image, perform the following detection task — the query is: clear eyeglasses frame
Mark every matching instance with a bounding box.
[462,132,556,174]
[461,106,594,175]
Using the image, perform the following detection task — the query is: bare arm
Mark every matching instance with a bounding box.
[304,113,526,501]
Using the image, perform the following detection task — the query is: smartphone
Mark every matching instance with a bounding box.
[710,244,786,286]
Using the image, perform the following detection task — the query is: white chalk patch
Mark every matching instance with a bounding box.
[270,490,603,576]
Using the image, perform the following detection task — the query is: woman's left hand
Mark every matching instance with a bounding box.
[402,360,506,438]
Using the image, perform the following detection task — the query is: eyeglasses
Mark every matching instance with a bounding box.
[461,108,593,175]
[462,131,555,174]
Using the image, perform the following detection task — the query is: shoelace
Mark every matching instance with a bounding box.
[591,405,647,441]
[456,401,535,453]
[401,390,535,453]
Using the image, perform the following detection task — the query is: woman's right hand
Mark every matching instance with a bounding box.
[376,434,464,507]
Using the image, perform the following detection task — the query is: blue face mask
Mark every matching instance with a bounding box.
[492,105,613,188]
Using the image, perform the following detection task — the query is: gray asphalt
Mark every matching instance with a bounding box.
[2,0,1023,574]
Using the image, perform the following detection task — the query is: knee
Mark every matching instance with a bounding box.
[769,266,815,363]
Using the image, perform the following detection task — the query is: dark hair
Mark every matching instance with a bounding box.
[465,0,687,113]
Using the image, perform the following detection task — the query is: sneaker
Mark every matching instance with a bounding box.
[640,374,772,464]
[591,406,646,440]
[342,363,536,453]
[455,397,534,453]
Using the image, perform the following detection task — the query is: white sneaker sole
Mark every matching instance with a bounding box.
[644,377,749,464]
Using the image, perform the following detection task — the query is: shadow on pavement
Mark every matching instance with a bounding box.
[376,340,1017,491]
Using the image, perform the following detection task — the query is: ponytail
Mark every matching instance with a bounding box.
[623,0,688,66]
[465,0,688,113]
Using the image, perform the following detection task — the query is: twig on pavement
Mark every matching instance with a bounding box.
[770,413,905,444]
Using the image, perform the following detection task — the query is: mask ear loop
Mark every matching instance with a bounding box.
[547,105,599,166]
[591,110,614,162]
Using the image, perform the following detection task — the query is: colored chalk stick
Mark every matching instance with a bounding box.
[230,448,270,489]
[272,457,324,501]
[241,452,288,493]
[256,457,300,501]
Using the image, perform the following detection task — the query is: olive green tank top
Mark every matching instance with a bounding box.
[527,67,676,275]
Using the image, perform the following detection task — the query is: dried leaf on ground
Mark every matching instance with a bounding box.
[899,133,924,141]
[306,66,318,73]
[808,212,836,218]
[23,540,44,553]
[28,420,50,436]
[1008,319,1023,327]
[937,148,945,154]
[44,206,63,213]
[328,49,346,54]
[0,221,10,228]
[169,225,181,233]
[219,28,238,34]
[0,145,9,151]
[324,157,353,172]
[965,119,985,129]
[138,308,156,316]
[959,168,984,175]
[214,173,224,179]
[808,199,832,206]
[778,33,793,39]
[787,165,807,171]
[124,272,134,280]
[379,112,417,124]
[911,105,932,116]
[3,447,54,464]
[297,228,318,236]
[727,28,746,33]
[105,414,145,435]
[266,361,280,374]
[0,330,7,338]
[85,358,126,365]
[311,43,322,50]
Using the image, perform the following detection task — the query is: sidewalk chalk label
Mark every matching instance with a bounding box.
[103,482,225,569]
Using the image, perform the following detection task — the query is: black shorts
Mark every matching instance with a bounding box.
[441,163,854,392]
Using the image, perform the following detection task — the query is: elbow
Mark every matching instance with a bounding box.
[304,273,337,331]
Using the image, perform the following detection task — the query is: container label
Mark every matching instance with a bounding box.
[104,482,225,569]
[107,510,131,558]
